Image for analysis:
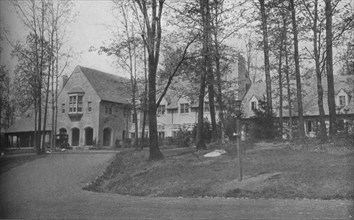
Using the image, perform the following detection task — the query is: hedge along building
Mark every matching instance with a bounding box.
[57,66,131,149]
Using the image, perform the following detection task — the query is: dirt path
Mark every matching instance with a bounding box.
[0,151,352,219]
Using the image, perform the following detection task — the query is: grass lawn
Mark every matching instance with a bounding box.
[84,140,354,200]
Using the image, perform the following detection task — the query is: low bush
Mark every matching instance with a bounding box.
[164,137,174,146]
[174,129,192,148]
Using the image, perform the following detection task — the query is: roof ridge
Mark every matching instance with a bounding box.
[78,65,130,81]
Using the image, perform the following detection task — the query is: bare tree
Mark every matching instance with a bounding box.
[300,0,327,141]
[325,0,336,136]
[258,0,273,115]
[289,0,305,138]
[134,0,164,160]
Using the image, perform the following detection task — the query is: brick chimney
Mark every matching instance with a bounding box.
[62,75,68,88]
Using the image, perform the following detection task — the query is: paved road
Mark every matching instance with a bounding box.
[0,151,353,219]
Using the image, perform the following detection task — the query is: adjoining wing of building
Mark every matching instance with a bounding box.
[242,75,354,137]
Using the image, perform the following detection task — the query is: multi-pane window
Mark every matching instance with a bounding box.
[87,102,92,112]
[157,105,165,115]
[180,103,189,114]
[77,96,83,112]
[339,96,346,106]
[62,103,65,113]
[69,95,83,113]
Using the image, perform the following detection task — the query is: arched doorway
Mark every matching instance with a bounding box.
[72,128,80,146]
[103,128,111,147]
[85,127,93,146]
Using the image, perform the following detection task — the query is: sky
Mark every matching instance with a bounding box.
[1,0,351,82]
[0,0,127,78]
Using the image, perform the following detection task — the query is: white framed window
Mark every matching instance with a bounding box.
[157,105,165,115]
[69,95,83,113]
[180,103,189,114]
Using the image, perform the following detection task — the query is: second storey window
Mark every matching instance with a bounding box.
[105,106,112,115]
[62,103,65,113]
[87,102,92,112]
[339,95,346,106]
[69,95,83,113]
[180,103,189,114]
[157,105,165,115]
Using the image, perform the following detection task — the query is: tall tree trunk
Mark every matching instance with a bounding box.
[133,84,139,149]
[208,68,217,141]
[141,25,148,147]
[313,0,327,142]
[289,0,305,138]
[54,27,60,150]
[214,39,224,143]
[259,0,272,114]
[196,0,211,150]
[277,23,284,138]
[148,55,162,159]
[42,61,51,150]
[51,49,55,151]
[206,0,216,141]
[285,42,293,141]
[136,0,164,160]
[37,0,46,153]
[325,0,336,136]
[212,0,225,143]
[196,73,207,150]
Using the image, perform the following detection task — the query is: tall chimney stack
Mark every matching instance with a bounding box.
[62,75,68,88]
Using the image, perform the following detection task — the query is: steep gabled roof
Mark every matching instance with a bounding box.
[78,66,131,104]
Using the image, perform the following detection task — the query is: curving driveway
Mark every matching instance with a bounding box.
[0,151,353,219]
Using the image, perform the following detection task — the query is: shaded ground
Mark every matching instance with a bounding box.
[85,140,354,200]
[0,153,45,174]
[0,150,353,219]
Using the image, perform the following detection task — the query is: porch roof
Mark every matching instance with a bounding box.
[5,117,51,134]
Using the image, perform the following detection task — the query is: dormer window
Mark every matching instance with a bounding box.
[339,95,346,106]
[157,105,165,115]
[251,101,257,111]
[180,103,189,114]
